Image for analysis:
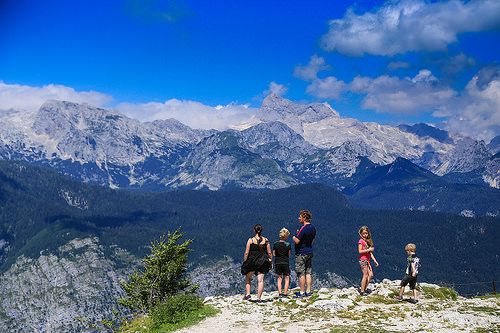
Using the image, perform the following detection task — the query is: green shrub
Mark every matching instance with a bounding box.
[119,229,198,314]
[150,293,203,328]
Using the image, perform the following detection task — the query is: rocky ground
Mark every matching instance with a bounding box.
[176,279,500,333]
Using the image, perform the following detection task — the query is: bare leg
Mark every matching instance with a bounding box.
[277,275,283,294]
[305,274,312,293]
[366,265,373,290]
[284,275,290,295]
[360,265,370,292]
[245,272,254,296]
[299,275,305,293]
[257,272,265,299]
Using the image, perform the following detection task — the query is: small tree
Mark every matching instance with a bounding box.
[118,228,198,314]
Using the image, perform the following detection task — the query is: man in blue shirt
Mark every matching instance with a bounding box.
[291,210,316,297]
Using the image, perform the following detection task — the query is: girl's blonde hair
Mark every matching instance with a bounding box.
[358,226,373,247]
[279,228,290,240]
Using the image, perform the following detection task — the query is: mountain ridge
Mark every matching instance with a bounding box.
[0,96,499,213]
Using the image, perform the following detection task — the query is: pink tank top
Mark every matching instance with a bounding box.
[358,238,370,261]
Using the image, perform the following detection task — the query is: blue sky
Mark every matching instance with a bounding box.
[1,0,500,141]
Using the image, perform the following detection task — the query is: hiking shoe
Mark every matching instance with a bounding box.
[409,298,419,304]
[293,292,306,298]
[255,299,262,303]
[393,295,403,301]
[242,294,251,301]
[359,291,368,296]
[305,292,313,297]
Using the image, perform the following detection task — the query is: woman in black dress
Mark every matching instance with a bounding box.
[241,224,273,302]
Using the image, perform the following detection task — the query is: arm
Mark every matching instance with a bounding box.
[292,234,300,244]
[371,252,379,266]
[358,243,374,254]
[266,241,273,268]
[411,262,417,277]
[243,238,251,261]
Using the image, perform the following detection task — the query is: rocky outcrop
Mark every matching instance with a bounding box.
[178,280,500,332]
[0,238,138,332]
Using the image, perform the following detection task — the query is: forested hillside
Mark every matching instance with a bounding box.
[0,160,498,294]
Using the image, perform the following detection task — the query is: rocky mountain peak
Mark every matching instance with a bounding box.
[258,94,339,124]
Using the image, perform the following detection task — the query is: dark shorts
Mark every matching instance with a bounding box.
[295,253,313,277]
[275,263,290,276]
[400,274,418,290]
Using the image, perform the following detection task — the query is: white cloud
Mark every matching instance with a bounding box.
[0,82,113,112]
[263,82,289,97]
[435,63,500,141]
[306,77,347,99]
[117,99,258,131]
[349,69,456,115]
[293,55,331,81]
[320,0,500,56]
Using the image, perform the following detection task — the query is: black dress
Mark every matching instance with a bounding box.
[241,240,270,275]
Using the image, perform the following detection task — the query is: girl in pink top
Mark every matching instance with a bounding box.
[358,226,379,296]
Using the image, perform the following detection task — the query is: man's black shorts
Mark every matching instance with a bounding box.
[274,263,290,276]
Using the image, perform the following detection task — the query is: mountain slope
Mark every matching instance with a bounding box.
[347,157,500,216]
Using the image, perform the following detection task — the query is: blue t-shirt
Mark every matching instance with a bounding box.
[295,223,316,255]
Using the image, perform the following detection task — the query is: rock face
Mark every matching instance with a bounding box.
[177,280,500,333]
[0,238,138,332]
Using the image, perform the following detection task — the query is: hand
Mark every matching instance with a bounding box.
[374,261,379,267]
[369,247,374,252]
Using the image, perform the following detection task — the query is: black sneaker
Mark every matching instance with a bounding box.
[305,292,313,297]
[242,294,251,300]
[409,298,419,304]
